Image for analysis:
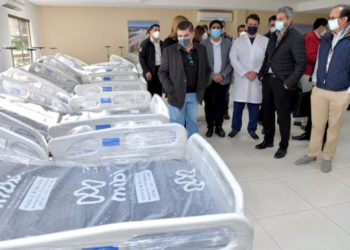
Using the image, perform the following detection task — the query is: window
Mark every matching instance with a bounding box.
[8,15,32,67]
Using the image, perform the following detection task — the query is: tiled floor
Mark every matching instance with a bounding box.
[196,102,350,250]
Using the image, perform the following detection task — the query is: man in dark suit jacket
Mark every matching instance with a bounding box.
[256,6,307,159]
[139,24,164,96]
[159,21,211,137]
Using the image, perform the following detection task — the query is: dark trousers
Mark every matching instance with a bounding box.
[147,66,162,96]
[224,84,231,113]
[263,76,294,150]
[232,102,260,132]
[204,82,229,128]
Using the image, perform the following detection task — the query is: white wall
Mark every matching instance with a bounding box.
[0,0,39,72]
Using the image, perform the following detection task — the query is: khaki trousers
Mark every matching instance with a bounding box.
[307,87,350,160]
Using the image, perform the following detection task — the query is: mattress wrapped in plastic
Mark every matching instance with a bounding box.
[0,158,231,241]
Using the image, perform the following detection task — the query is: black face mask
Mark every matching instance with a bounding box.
[247,26,258,35]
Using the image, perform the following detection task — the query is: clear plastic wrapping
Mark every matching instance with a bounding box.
[0,158,232,241]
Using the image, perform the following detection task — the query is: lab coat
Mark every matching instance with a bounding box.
[230,33,268,104]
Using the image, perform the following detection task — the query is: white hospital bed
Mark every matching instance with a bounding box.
[49,113,168,138]
[0,74,73,114]
[56,53,138,74]
[74,78,147,96]
[29,61,81,93]
[39,55,140,84]
[0,112,48,154]
[69,92,168,117]
[0,127,48,161]
[0,97,59,138]
[0,124,253,249]
[3,67,72,104]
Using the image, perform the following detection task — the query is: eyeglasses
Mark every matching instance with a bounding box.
[187,53,194,66]
[328,16,341,20]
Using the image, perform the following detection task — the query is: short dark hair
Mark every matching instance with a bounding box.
[209,19,223,29]
[149,24,160,31]
[313,18,328,30]
[339,5,350,22]
[177,20,194,32]
[237,24,245,32]
[268,15,277,23]
[246,14,260,24]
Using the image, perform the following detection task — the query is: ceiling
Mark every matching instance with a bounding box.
[27,0,349,13]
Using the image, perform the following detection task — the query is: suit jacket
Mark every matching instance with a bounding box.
[201,38,233,85]
[158,42,211,109]
[259,27,307,89]
[139,37,164,78]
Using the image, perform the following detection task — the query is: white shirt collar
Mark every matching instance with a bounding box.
[210,38,222,45]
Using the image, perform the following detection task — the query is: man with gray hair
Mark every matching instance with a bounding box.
[256,6,307,159]
[295,4,350,172]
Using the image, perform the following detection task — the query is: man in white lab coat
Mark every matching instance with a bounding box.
[228,14,268,140]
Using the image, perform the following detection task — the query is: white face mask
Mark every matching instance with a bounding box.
[270,26,277,33]
[201,32,208,40]
[328,19,340,31]
[152,31,160,39]
[275,21,285,31]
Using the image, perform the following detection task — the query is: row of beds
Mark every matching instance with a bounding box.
[0,54,253,250]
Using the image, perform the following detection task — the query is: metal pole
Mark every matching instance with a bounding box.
[105,45,111,61]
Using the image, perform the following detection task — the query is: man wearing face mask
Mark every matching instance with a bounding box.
[292,17,328,141]
[264,15,277,39]
[139,24,164,96]
[295,5,350,173]
[159,21,211,137]
[201,20,233,138]
[229,14,268,140]
[257,6,307,159]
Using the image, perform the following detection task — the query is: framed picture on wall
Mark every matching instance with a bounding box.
[128,20,159,54]
[293,24,313,35]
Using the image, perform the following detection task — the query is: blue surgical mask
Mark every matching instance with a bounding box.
[178,38,191,48]
[275,21,284,31]
[211,29,221,39]
[328,18,339,31]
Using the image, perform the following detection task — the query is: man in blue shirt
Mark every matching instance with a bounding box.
[295,5,350,173]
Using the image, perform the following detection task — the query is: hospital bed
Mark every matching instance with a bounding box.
[0,97,59,138]
[0,74,73,115]
[74,77,147,96]
[56,53,138,74]
[49,113,168,138]
[69,92,168,117]
[0,112,48,154]
[114,53,143,75]
[0,124,253,249]
[0,126,48,161]
[3,67,72,104]
[39,55,140,84]
[29,61,82,93]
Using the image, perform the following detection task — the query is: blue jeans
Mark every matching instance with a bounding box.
[232,102,260,132]
[168,93,198,137]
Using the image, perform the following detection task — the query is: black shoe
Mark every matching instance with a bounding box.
[215,126,225,138]
[228,129,239,138]
[255,141,273,149]
[224,111,230,120]
[292,133,310,141]
[206,128,214,138]
[248,131,259,140]
[274,148,287,159]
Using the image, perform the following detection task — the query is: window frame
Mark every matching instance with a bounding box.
[8,14,33,67]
